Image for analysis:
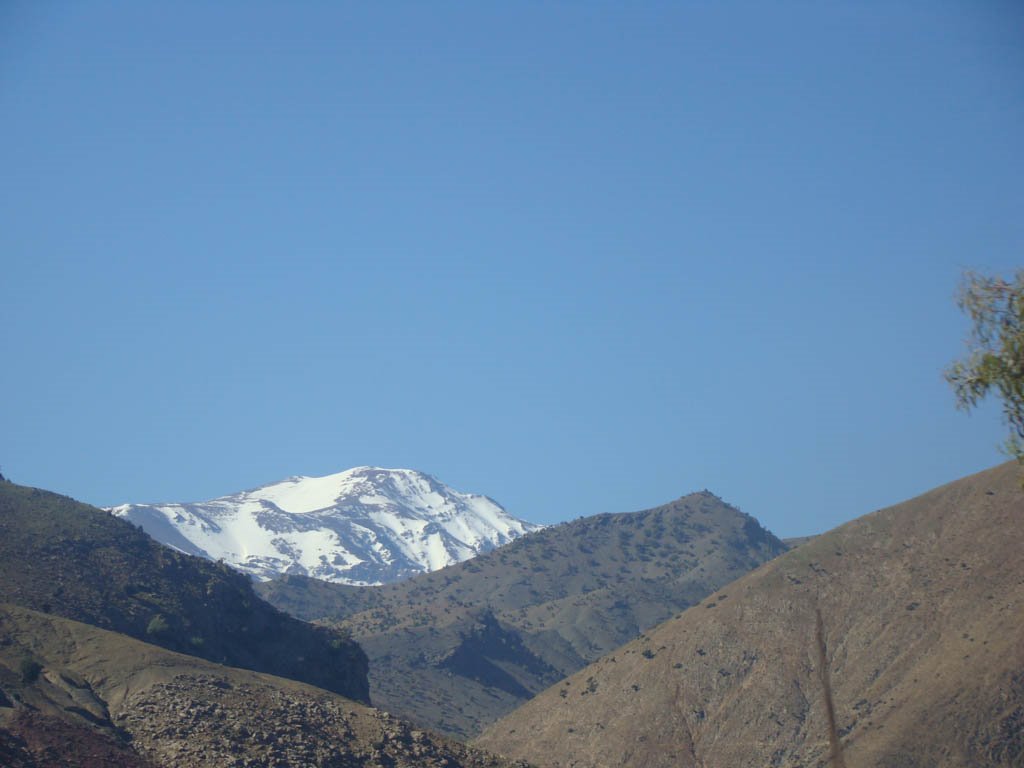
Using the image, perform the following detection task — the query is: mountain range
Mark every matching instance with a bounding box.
[475,461,1024,768]
[0,481,368,702]
[111,467,540,584]
[4,461,1021,766]
[257,490,788,737]
[0,477,526,768]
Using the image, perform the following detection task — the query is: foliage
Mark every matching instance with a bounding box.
[946,270,1024,462]
[146,614,169,636]
[19,656,42,683]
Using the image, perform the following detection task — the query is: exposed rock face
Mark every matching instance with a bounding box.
[0,606,530,768]
[476,462,1024,768]
[118,675,518,768]
[259,490,787,737]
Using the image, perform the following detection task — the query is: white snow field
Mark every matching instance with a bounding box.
[110,467,541,585]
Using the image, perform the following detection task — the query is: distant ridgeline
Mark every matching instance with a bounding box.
[258,489,789,738]
[0,477,536,768]
[110,467,542,585]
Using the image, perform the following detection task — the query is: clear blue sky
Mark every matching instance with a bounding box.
[2,2,1022,537]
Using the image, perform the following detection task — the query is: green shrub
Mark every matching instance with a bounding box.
[146,614,170,636]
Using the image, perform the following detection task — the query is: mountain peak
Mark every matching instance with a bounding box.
[111,468,541,585]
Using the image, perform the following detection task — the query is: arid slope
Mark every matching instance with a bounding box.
[258,491,786,737]
[477,462,1024,768]
[0,604,528,768]
[0,481,368,702]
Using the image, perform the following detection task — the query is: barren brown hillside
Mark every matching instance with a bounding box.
[258,491,785,737]
[0,482,368,703]
[0,605,528,768]
[477,462,1024,768]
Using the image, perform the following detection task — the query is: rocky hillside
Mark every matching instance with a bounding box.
[112,467,541,584]
[258,490,787,737]
[0,481,368,703]
[0,605,529,768]
[476,462,1024,768]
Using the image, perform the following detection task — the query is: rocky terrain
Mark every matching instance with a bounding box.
[476,462,1024,768]
[0,605,529,768]
[258,490,787,737]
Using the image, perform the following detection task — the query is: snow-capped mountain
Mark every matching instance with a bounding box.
[109,467,541,585]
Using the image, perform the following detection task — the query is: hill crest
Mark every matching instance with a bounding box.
[259,488,787,737]
[476,462,1024,767]
[0,481,369,703]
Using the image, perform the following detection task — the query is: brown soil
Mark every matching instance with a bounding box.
[477,462,1024,768]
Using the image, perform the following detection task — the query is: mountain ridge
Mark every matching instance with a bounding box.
[0,475,532,767]
[111,466,542,585]
[258,489,788,737]
[475,461,1024,767]
[0,480,369,704]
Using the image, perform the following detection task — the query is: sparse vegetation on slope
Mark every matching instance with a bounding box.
[476,462,1024,768]
[0,605,529,768]
[258,491,787,737]
[947,269,1024,464]
[0,482,369,703]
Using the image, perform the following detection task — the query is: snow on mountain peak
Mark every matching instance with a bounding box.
[109,467,541,585]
